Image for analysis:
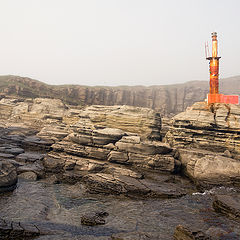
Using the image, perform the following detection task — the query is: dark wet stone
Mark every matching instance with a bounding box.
[43,156,65,173]
[0,146,24,155]
[205,227,228,239]
[213,194,240,220]
[0,160,18,193]
[44,175,60,184]
[4,134,25,143]
[61,171,82,184]
[173,225,212,240]
[23,136,54,150]
[16,152,45,163]
[0,219,41,239]
[6,159,24,167]
[111,231,162,240]
[0,153,15,159]
[81,212,108,226]
[17,162,45,179]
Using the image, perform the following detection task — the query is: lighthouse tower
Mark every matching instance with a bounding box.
[206,32,238,104]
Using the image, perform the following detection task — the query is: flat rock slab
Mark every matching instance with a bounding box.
[0,146,24,155]
[111,231,162,240]
[140,179,187,198]
[213,194,240,220]
[82,173,187,198]
[16,152,45,163]
[0,152,15,159]
[115,140,172,155]
[23,136,54,149]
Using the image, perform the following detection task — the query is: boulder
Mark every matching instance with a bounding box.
[178,148,240,186]
[68,128,125,146]
[0,160,18,192]
[0,153,15,159]
[81,211,108,226]
[18,171,38,181]
[43,155,65,173]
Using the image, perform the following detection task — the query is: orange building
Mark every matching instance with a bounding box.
[206,32,238,104]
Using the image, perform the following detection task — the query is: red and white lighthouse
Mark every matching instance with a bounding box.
[206,32,239,104]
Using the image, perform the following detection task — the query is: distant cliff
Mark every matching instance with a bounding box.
[0,75,240,116]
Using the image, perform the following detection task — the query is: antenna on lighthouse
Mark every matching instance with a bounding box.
[207,42,210,57]
[205,42,210,59]
[205,42,208,59]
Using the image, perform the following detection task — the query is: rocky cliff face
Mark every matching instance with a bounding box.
[1,75,240,116]
[165,102,240,186]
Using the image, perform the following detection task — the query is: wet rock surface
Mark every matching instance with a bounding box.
[0,97,240,239]
[0,180,239,240]
[173,225,212,240]
[0,218,41,239]
[213,194,240,221]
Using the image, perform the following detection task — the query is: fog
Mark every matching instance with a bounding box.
[0,0,239,86]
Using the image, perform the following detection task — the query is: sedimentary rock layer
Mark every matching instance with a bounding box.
[165,102,240,186]
[165,101,240,155]
[2,75,240,116]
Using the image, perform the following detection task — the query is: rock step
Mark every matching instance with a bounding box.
[0,219,42,239]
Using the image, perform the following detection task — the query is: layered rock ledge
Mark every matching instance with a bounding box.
[0,97,192,197]
[165,102,240,155]
[165,102,240,186]
[44,105,187,197]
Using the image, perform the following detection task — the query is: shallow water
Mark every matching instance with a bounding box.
[0,179,240,239]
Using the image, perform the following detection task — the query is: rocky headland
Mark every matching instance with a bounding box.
[0,96,240,239]
[1,75,240,116]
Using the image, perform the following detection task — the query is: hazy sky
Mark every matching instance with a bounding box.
[0,0,239,86]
